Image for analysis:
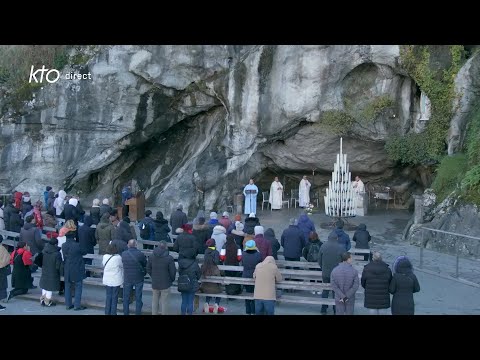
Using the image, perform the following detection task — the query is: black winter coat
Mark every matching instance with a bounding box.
[241,250,262,278]
[170,209,188,235]
[389,261,420,315]
[11,249,32,289]
[281,225,306,259]
[111,240,128,254]
[64,204,80,224]
[146,247,176,290]
[153,218,171,242]
[353,224,371,249]
[21,201,33,217]
[192,224,212,254]
[204,248,221,265]
[121,248,147,284]
[99,204,112,218]
[39,243,62,291]
[302,239,324,261]
[3,203,16,231]
[78,216,96,254]
[172,233,200,259]
[243,217,260,235]
[117,221,133,242]
[9,211,23,233]
[62,235,87,282]
[264,229,280,260]
[90,207,101,225]
[178,257,201,292]
[361,260,392,309]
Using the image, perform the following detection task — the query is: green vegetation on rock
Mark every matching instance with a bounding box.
[385,45,464,165]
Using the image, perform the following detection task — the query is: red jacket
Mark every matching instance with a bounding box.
[10,248,33,266]
[33,207,44,229]
[14,192,23,209]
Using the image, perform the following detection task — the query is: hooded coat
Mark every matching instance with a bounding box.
[211,225,227,252]
[170,209,188,236]
[117,220,134,243]
[95,213,115,255]
[47,191,56,215]
[39,242,62,291]
[64,198,80,224]
[329,227,351,252]
[62,233,87,282]
[361,259,392,309]
[172,231,200,259]
[389,258,420,315]
[177,250,201,292]
[78,216,97,254]
[20,222,44,256]
[264,228,280,260]
[53,190,66,217]
[353,224,371,249]
[297,214,316,242]
[281,224,306,259]
[253,256,282,300]
[146,247,176,290]
[153,215,171,242]
[244,216,260,235]
[10,247,33,289]
[318,236,344,278]
[3,203,16,231]
[192,223,212,253]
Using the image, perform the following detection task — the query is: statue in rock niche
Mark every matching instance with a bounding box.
[419,92,431,121]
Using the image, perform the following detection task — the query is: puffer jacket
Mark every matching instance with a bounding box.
[353,223,371,249]
[211,225,227,252]
[95,214,115,255]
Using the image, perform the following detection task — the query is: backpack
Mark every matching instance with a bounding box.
[177,262,196,292]
[307,242,321,262]
[139,221,150,240]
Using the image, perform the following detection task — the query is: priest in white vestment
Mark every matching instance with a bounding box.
[352,176,365,195]
[243,178,259,215]
[353,176,365,215]
[269,176,283,210]
[298,175,311,208]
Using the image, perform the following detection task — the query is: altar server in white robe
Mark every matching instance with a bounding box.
[299,175,311,208]
[269,176,283,210]
[243,179,259,215]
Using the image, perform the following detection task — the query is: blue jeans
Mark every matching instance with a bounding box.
[123,281,144,315]
[206,296,221,305]
[181,291,195,315]
[105,286,120,315]
[255,299,275,315]
[65,280,83,308]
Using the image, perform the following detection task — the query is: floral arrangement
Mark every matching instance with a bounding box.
[306,203,315,215]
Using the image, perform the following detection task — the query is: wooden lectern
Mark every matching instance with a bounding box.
[125,191,146,222]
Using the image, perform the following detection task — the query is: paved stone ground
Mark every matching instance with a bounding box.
[2,205,480,315]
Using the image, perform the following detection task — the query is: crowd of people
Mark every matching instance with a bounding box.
[0,188,421,315]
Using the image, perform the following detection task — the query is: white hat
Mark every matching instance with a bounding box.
[254,226,264,235]
[249,213,255,218]
[235,221,244,231]
[222,211,229,217]
[210,212,218,219]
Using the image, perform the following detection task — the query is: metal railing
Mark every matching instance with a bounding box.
[418,226,480,279]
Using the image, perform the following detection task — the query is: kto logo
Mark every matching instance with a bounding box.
[28,65,60,83]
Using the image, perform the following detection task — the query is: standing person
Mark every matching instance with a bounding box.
[352,176,365,194]
[330,252,359,315]
[303,231,323,263]
[177,248,201,315]
[9,208,23,233]
[264,228,280,260]
[353,224,372,261]
[116,218,134,243]
[62,230,87,310]
[192,217,211,253]
[241,240,262,315]
[218,211,231,230]
[121,184,133,218]
[208,211,219,227]
[0,237,11,308]
[90,199,101,225]
[254,226,272,261]
[329,219,351,252]
[14,191,23,210]
[361,251,392,315]
[204,239,221,265]
[99,199,112,218]
[193,210,206,225]
[44,186,53,208]
[298,175,311,208]
[139,210,155,249]
[95,213,115,255]
[253,256,282,315]
[74,196,86,223]
[269,176,284,210]
[243,178,259,215]
[46,190,56,216]
[0,201,4,231]
[172,225,200,259]
[21,194,33,217]
[170,204,188,236]
[3,198,16,231]
[78,216,97,277]
[53,190,67,219]
[200,255,222,313]
[318,233,344,315]
[147,241,176,315]
[211,225,227,254]
[33,201,44,229]
[19,215,44,259]
[7,242,34,301]
[244,213,260,236]
[64,198,80,226]
[226,214,241,234]
[389,256,420,315]
[220,234,242,295]
[297,213,316,243]
[102,243,124,315]
[281,218,305,261]
[153,211,171,243]
[39,238,62,307]
[231,221,245,250]
[121,239,147,316]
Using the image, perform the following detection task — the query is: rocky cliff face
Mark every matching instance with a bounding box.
[0,45,465,216]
